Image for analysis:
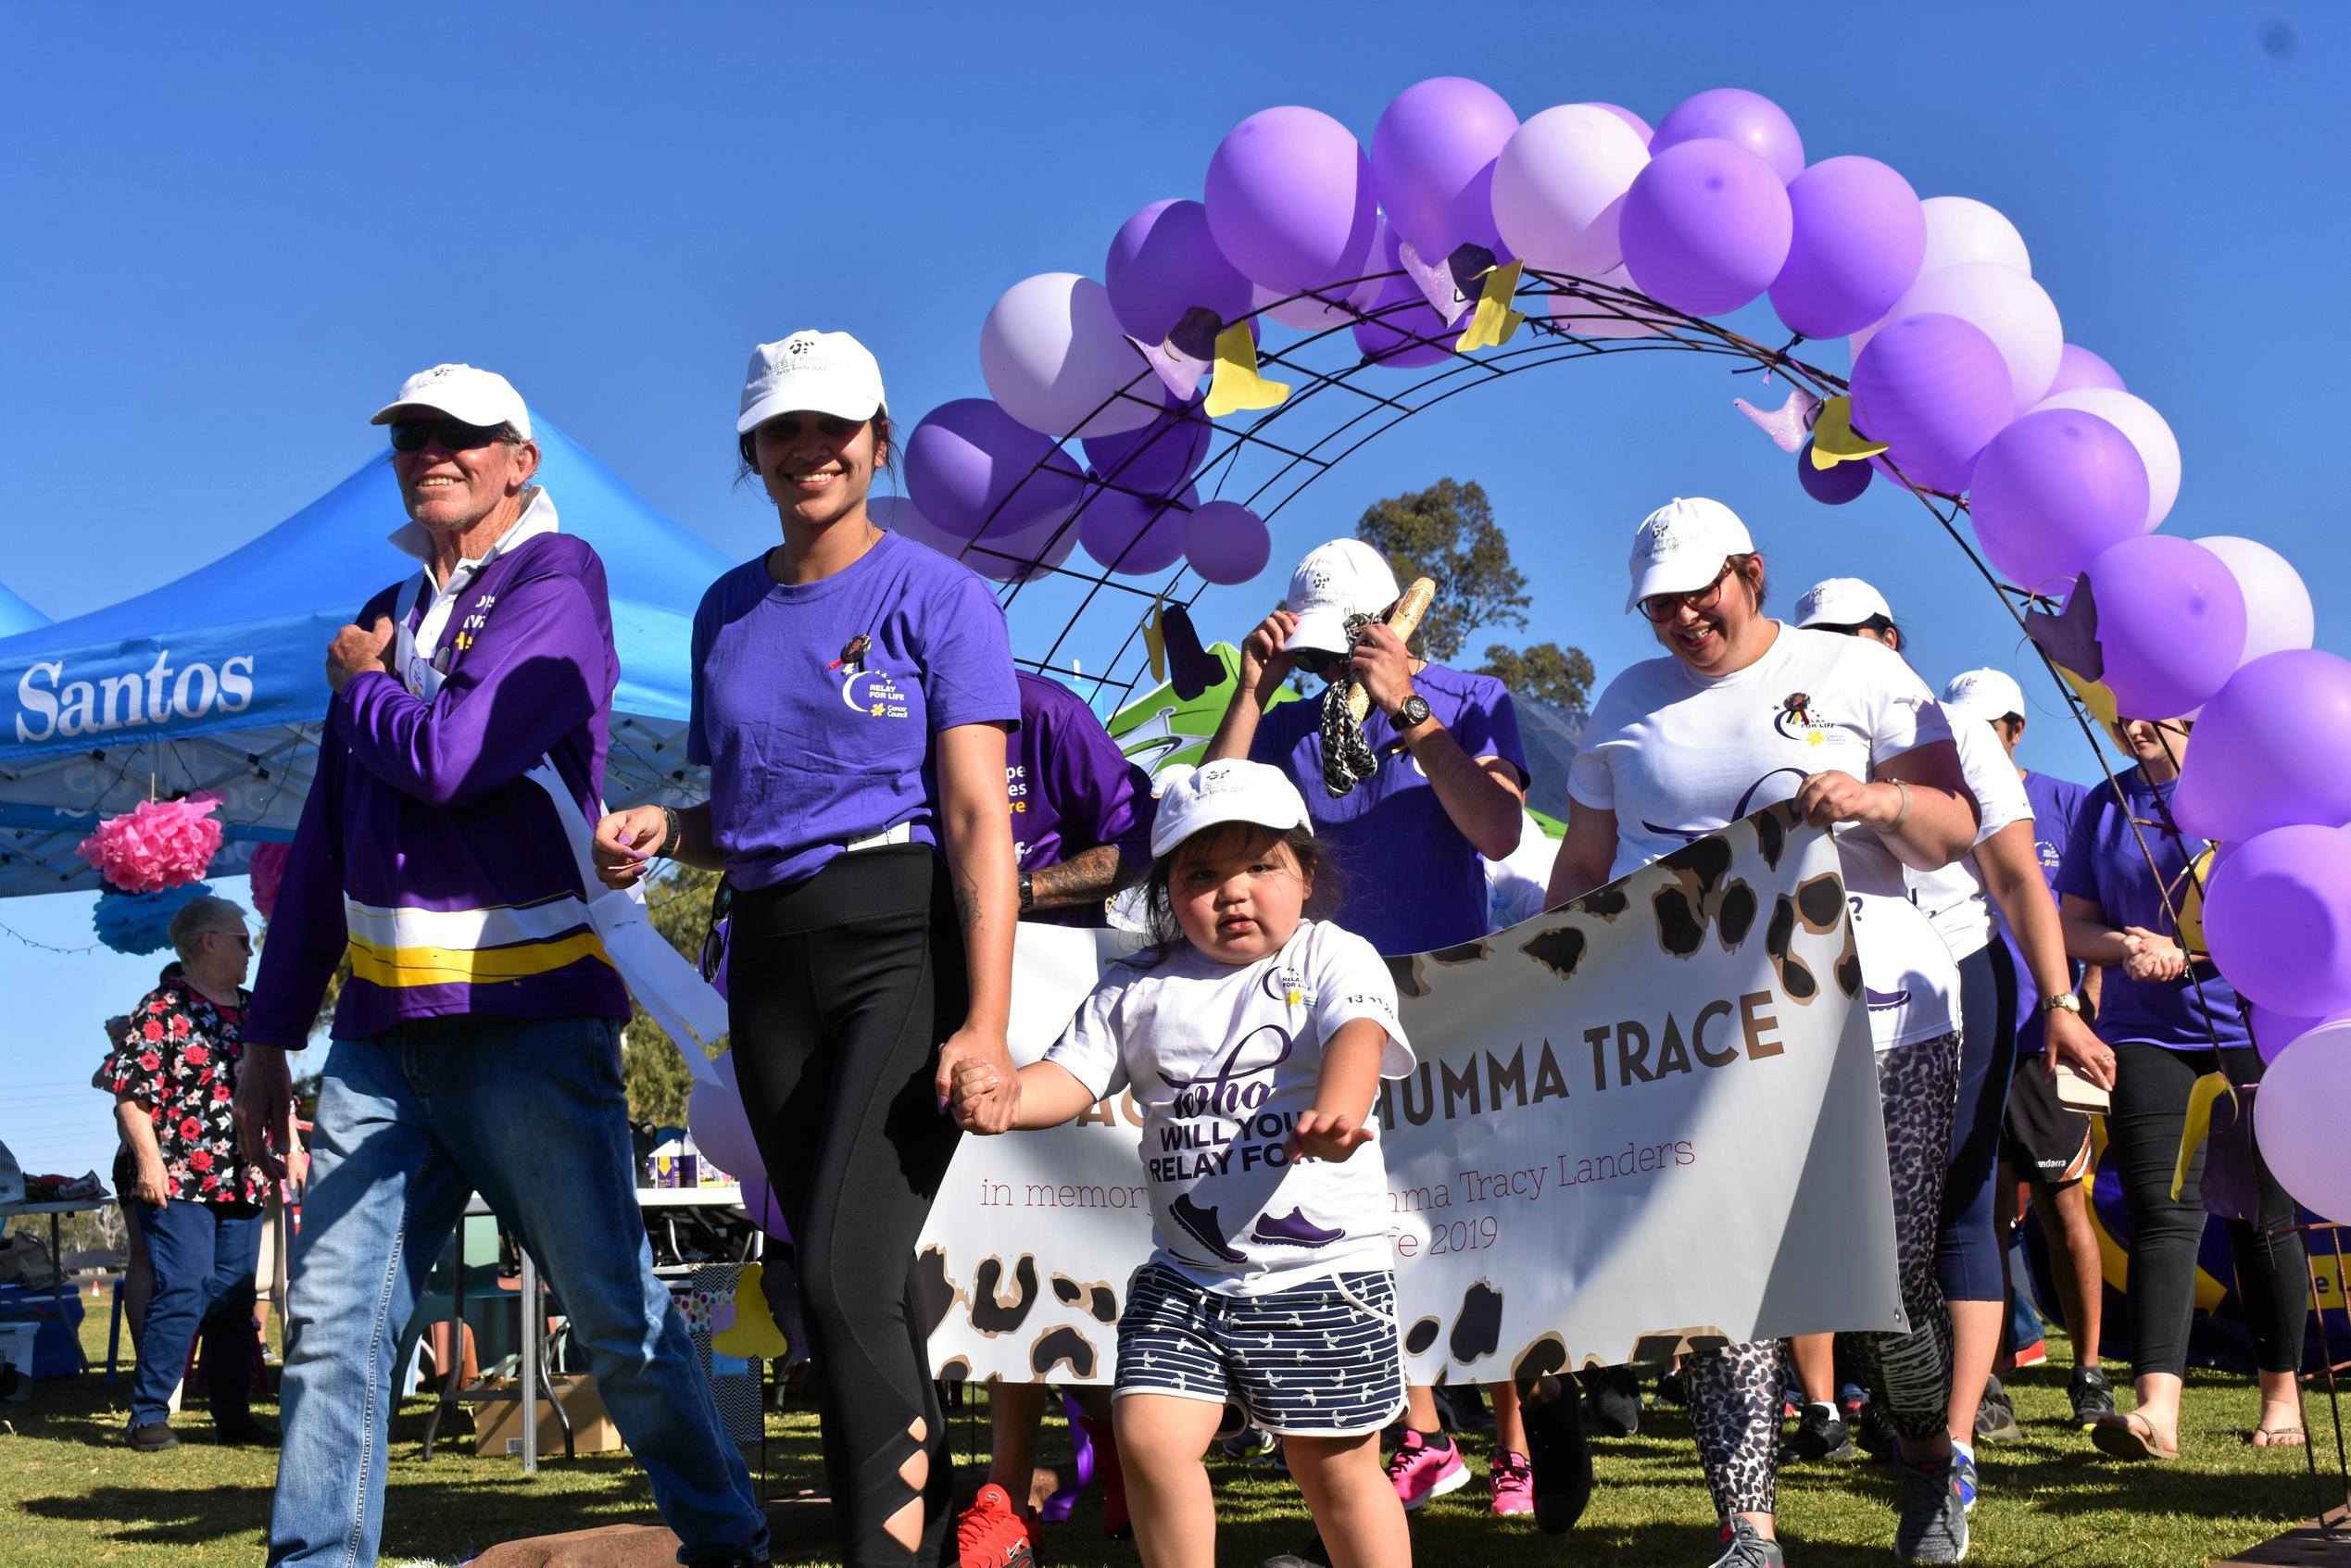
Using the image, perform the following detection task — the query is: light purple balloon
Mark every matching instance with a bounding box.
[2045,344,2127,397]
[1106,198,1255,346]
[686,1055,764,1188]
[1618,138,1793,317]
[1650,87,1804,184]
[2078,534,2247,721]
[1847,313,2014,494]
[903,399,1086,539]
[867,494,973,562]
[1768,157,1927,339]
[1352,222,1454,367]
[2204,824,2351,1017]
[1370,76,1518,259]
[1205,106,1380,295]
[2173,650,2351,841]
[1861,262,2064,414]
[966,499,1080,585]
[1081,395,1210,498]
[2247,1003,2322,1065]
[1182,499,1272,585]
[1580,102,1653,145]
[1078,483,1194,576]
[1967,409,2149,595]
[2255,1017,2351,1222]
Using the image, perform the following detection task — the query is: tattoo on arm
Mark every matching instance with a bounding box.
[1026,844,1138,912]
[956,866,982,934]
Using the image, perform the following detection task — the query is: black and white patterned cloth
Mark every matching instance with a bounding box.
[1113,1262,1405,1436]
[1315,613,1379,798]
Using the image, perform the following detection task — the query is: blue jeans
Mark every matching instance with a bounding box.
[267,1015,766,1567]
[131,1198,261,1430]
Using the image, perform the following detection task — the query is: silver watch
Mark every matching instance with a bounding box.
[2039,992,2083,1016]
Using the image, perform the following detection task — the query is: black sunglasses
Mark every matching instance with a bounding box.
[389,418,509,454]
[1294,648,1348,679]
[1639,560,1736,623]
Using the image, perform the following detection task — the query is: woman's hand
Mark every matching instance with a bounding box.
[1792,770,1893,830]
[1238,609,1300,700]
[2121,926,2187,983]
[131,1157,170,1206]
[937,1025,1019,1135]
[593,806,666,888]
[1289,1109,1375,1163]
[2043,1007,2116,1090]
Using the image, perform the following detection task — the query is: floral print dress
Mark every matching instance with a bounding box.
[103,978,270,1206]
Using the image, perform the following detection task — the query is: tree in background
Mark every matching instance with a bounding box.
[622,862,725,1128]
[1477,641,1595,712]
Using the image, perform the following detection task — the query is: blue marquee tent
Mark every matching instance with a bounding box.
[0,419,729,896]
[0,582,49,641]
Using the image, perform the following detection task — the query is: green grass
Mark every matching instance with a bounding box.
[3,1293,2340,1565]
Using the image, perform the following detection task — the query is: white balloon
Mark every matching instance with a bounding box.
[1851,260,2063,413]
[686,1053,766,1186]
[1491,104,1651,277]
[2031,386,2181,532]
[2253,1016,2351,1223]
[980,272,1159,440]
[2197,535,2314,666]
[1548,263,1668,339]
[1918,195,2031,277]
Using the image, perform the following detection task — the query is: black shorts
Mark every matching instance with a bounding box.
[2002,1054,2093,1183]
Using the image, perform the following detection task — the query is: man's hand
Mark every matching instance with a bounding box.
[2121,926,2187,983]
[130,1157,170,1206]
[235,1044,295,1183]
[327,617,397,694]
[593,806,668,888]
[1238,609,1300,700]
[1289,1110,1375,1163]
[2043,1006,2116,1090]
[1348,621,1417,721]
[936,1025,1018,1135]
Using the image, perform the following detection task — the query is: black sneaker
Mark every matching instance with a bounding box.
[1653,1366,1689,1408]
[2068,1366,2118,1428]
[1581,1364,1642,1438]
[1780,1401,1856,1461]
[1522,1383,1594,1536]
[1974,1376,2022,1444]
[1894,1452,1969,1563]
[1705,1517,1787,1567]
[125,1421,180,1452]
[1854,1397,1900,1461]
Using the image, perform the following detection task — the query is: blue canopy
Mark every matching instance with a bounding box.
[0,581,49,640]
[0,418,731,896]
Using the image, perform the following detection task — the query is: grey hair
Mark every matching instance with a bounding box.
[168,896,248,962]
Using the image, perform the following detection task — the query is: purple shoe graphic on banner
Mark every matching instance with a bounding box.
[1169,1192,1246,1262]
[1251,1208,1344,1248]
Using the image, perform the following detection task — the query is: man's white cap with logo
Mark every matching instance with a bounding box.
[738,330,887,433]
[1283,539,1402,654]
[1148,759,1313,859]
[1942,668,2029,723]
[1624,496,1754,613]
[370,364,533,441]
[1793,577,1895,630]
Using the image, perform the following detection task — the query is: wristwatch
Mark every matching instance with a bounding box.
[2039,992,2083,1016]
[1395,693,1433,731]
[1018,871,1036,914]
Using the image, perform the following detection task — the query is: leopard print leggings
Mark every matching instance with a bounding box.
[1687,1032,1960,1518]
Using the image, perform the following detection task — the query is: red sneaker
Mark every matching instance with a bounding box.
[1078,1413,1129,1540]
[955,1483,1037,1568]
[2011,1337,2048,1369]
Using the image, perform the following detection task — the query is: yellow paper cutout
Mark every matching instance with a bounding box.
[2173,842,2217,954]
[1204,323,1289,419]
[1141,596,1167,683]
[2052,664,2121,733]
[711,1263,790,1361]
[2170,1073,2234,1202]
[1454,261,1527,353]
[1809,396,1890,469]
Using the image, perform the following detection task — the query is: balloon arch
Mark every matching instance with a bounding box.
[871,79,2349,1230]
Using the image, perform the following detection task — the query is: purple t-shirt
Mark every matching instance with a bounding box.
[2000,768,2089,1052]
[689,531,1021,890]
[1251,661,1528,956]
[2056,765,2248,1053]
[1012,671,1156,929]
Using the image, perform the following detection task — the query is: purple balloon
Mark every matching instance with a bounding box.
[1768,157,1926,339]
[1077,484,1193,575]
[2203,824,2351,1017]
[1370,76,1518,259]
[1967,409,2150,595]
[1847,313,2014,494]
[1650,87,1804,183]
[1580,101,1653,146]
[1106,198,1255,346]
[1618,139,1793,317]
[2079,534,2248,721]
[1205,107,1380,295]
[1797,440,1872,504]
[2248,1003,2323,1065]
[1352,222,1454,367]
[2045,343,2127,398]
[2174,649,2351,841]
[1183,499,1272,585]
[903,399,1086,539]
[966,499,1079,585]
[1081,395,1210,498]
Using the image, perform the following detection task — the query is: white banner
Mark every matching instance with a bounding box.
[915,805,1903,1386]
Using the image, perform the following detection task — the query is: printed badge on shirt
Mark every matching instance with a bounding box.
[830,633,911,721]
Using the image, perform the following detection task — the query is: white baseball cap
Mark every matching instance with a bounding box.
[1942,668,2028,723]
[1282,539,1402,654]
[370,363,533,440]
[1624,497,1755,613]
[738,330,887,434]
[1148,759,1313,859]
[1793,576,1895,630]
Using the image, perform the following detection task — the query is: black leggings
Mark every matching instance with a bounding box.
[1938,940,2018,1302]
[728,845,967,1567]
[2106,1040,2307,1380]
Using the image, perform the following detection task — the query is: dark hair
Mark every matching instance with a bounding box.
[1123,821,1340,972]
[1732,552,1766,610]
[734,409,895,490]
[1810,613,1903,648]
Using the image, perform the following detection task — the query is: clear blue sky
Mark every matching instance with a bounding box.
[3,3,2342,1181]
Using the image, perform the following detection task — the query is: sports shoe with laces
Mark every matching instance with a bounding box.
[954,1483,1037,1568]
[1385,1429,1469,1510]
[1953,1439,1979,1512]
[1706,1517,1787,1567]
[2068,1365,2117,1428]
[1894,1452,1969,1563]
[1781,1399,1856,1461]
[1973,1377,2021,1443]
[1489,1450,1534,1515]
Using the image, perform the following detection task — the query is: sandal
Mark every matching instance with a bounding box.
[2251,1423,2307,1448]
[2091,1411,2179,1462]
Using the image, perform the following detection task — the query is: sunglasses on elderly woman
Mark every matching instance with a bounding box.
[389,418,509,454]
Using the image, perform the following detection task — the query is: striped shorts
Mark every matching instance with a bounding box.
[1113,1262,1407,1436]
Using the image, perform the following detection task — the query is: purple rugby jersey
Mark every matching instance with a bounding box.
[247,524,629,1047]
[690,529,1020,891]
[1999,767,2089,1051]
[1011,671,1155,928]
[1250,661,1528,956]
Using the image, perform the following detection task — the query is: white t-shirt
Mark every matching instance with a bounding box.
[1905,705,2035,962]
[1044,919,1414,1296]
[1486,810,1559,932]
[1569,623,1963,1049]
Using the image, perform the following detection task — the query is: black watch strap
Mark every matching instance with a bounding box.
[1018,871,1035,913]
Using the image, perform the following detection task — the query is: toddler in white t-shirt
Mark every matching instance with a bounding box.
[949,759,1415,1568]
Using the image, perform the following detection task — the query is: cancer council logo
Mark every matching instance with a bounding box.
[11,651,258,743]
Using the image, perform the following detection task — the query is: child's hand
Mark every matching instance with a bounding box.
[946,1048,1018,1135]
[1289,1110,1375,1163]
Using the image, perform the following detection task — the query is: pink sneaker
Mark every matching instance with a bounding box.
[1490,1449,1534,1515]
[1385,1430,1470,1511]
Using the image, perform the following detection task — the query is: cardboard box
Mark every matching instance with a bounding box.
[468,1374,623,1457]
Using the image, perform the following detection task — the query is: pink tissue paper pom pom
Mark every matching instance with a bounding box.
[76,794,225,894]
[247,841,291,920]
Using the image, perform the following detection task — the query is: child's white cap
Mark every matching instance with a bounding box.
[1149,759,1312,859]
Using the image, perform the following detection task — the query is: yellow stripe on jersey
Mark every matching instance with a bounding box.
[346,930,613,988]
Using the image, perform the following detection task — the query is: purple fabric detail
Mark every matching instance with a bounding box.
[1012,671,1156,929]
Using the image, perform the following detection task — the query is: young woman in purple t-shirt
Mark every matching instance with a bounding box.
[596,331,1023,1566]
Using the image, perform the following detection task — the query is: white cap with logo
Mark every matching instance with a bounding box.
[371,363,533,441]
[1625,496,1755,613]
[1148,759,1313,859]
[1282,539,1402,654]
[738,330,887,433]
[1793,576,1895,630]
[1942,668,2028,724]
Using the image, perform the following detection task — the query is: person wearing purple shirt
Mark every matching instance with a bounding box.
[596,332,1021,1568]
[2057,714,2308,1462]
[237,366,768,1568]
[1008,670,1155,928]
